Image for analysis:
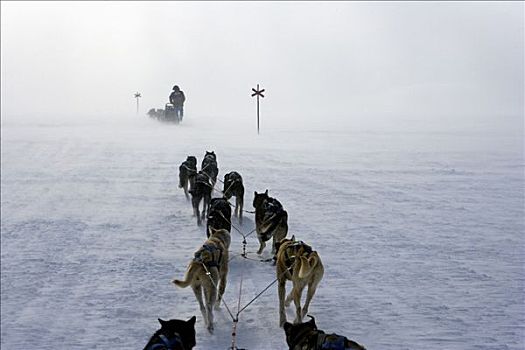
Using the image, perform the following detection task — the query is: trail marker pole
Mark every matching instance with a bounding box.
[251,84,265,134]
[134,92,142,114]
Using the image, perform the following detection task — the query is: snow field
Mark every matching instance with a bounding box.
[1,119,523,349]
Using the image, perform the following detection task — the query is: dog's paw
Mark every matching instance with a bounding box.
[207,324,214,334]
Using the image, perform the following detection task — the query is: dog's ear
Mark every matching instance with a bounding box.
[291,234,295,241]
[158,318,167,326]
[264,189,268,195]
[254,191,258,196]
[283,322,293,334]
[307,315,317,328]
[187,316,196,325]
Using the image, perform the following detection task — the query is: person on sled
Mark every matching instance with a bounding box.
[169,85,186,121]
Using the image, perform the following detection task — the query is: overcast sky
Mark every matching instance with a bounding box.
[1,1,523,131]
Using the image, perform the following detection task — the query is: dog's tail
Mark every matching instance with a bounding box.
[298,252,321,279]
[172,262,198,288]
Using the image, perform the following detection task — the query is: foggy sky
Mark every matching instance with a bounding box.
[1,1,523,131]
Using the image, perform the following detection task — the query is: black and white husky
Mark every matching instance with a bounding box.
[253,190,288,256]
[201,151,218,188]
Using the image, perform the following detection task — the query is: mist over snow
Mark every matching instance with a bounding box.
[1,2,523,133]
[1,2,524,350]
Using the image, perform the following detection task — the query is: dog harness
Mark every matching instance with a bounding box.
[263,198,283,214]
[223,177,242,198]
[290,327,318,350]
[201,159,218,177]
[259,199,286,242]
[317,333,347,350]
[194,174,213,190]
[291,329,348,350]
[194,244,222,270]
[181,161,197,175]
[146,332,184,350]
[284,241,313,273]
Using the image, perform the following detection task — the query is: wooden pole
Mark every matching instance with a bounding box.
[134,92,141,115]
[251,84,264,135]
[257,84,260,135]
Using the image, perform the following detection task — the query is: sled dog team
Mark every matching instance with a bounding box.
[144,151,366,350]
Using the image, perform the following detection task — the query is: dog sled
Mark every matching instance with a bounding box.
[163,103,181,123]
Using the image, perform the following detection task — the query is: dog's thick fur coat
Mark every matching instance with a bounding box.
[253,190,289,256]
[283,316,366,350]
[189,172,212,226]
[206,197,232,237]
[172,228,231,333]
[223,171,244,224]
[201,151,219,188]
[179,156,197,199]
[143,316,197,350]
[276,238,324,327]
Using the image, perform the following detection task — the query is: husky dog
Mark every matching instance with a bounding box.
[189,171,212,226]
[253,190,288,255]
[201,151,219,188]
[275,237,324,327]
[173,228,231,333]
[179,156,197,199]
[143,316,197,350]
[206,197,232,237]
[147,108,157,119]
[283,315,366,350]
[223,171,244,224]
[147,108,165,120]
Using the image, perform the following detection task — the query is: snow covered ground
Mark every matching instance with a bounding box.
[1,117,524,349]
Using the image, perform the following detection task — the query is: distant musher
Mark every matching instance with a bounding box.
[169,85,186,121]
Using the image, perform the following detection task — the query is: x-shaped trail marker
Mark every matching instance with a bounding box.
[251,84,264,134]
